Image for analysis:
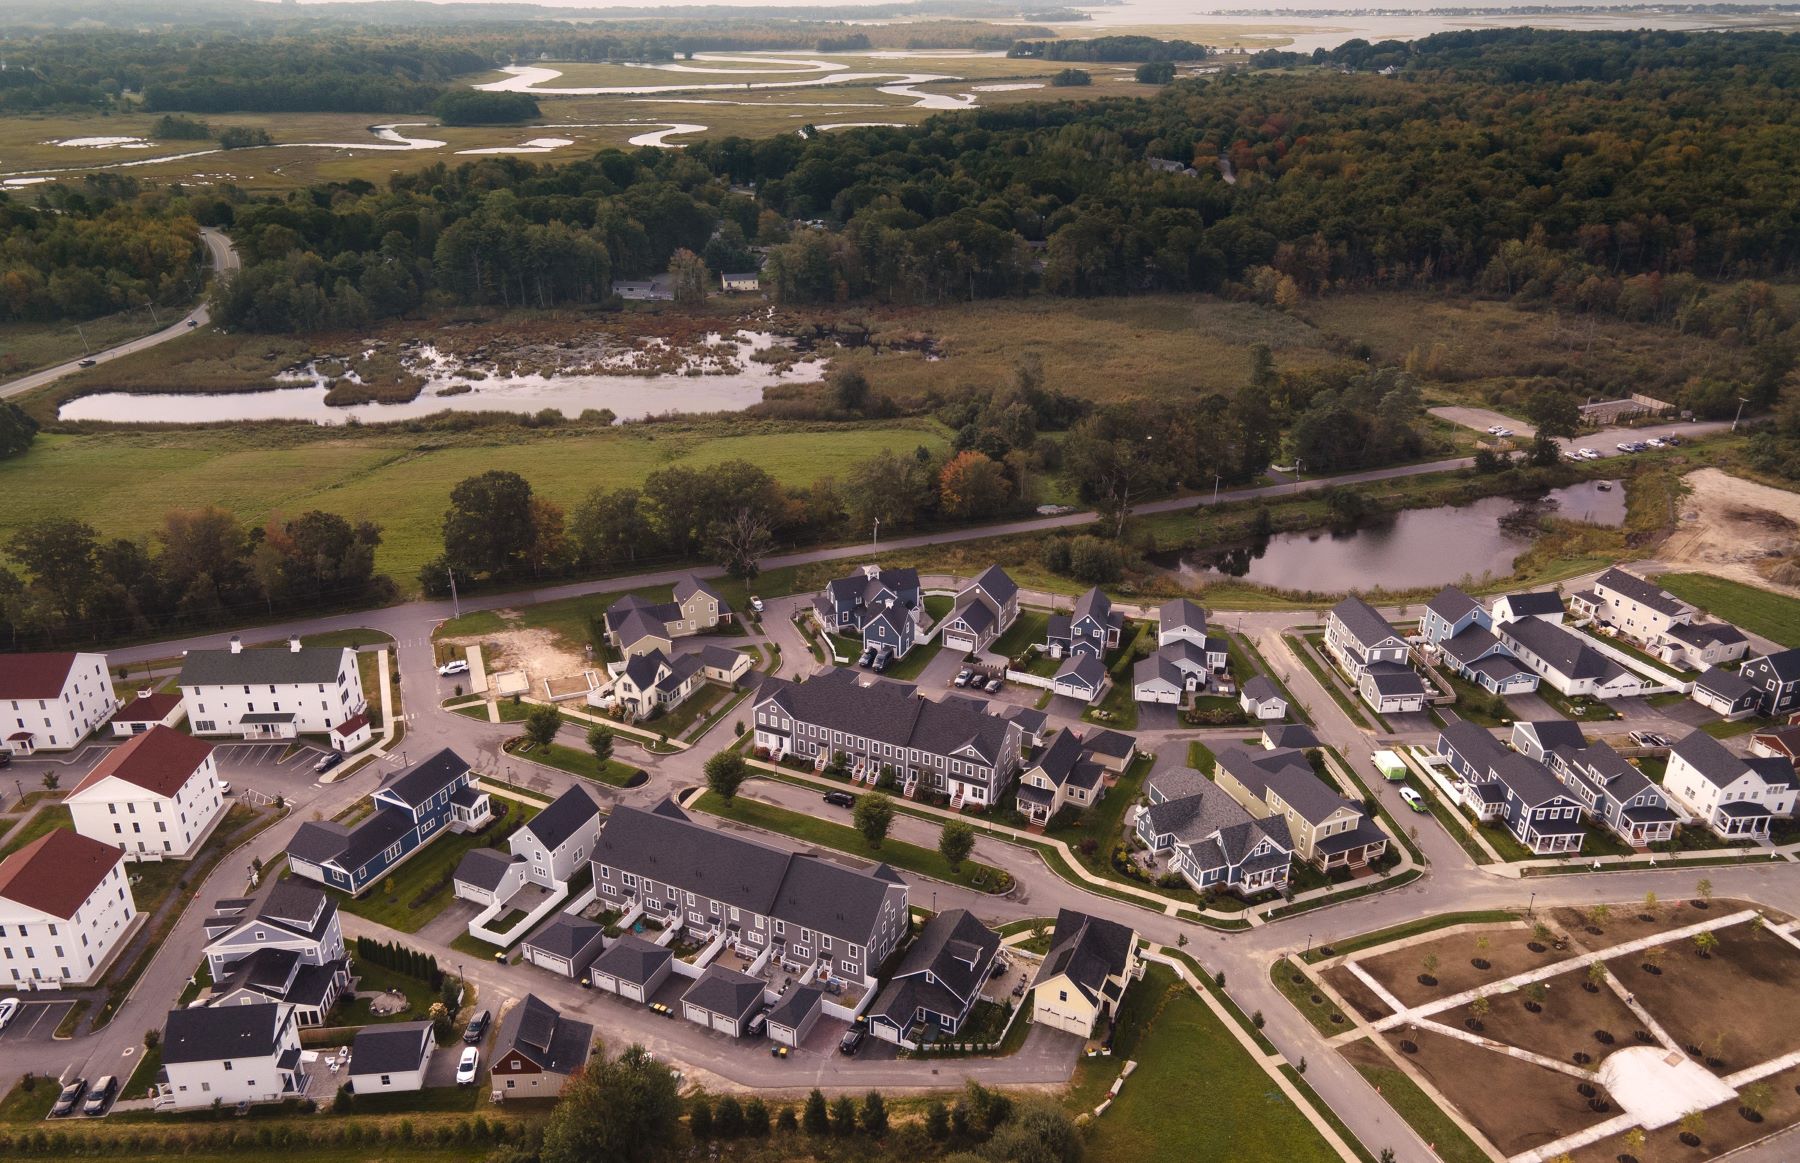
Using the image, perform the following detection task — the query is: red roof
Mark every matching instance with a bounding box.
[0,653,80,700]
[71,725,213,798]
[333,713,370,737]
[0,829,123,919]
[112,692,182,724]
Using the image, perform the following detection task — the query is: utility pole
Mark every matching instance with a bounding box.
[1293,459,1304,493]
[1732,397,1750,432]
[872,516,880,551]
[447,568,461,619]
[76,321,91,354]
[148,301,160,328]
[1212,472,1222,506]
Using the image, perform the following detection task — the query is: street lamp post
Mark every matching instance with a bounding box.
[1528,891,1537,917]
[1212,472,1222,506]
[1305,933,1313,959]
[1293,459,1304,493]
[1732,397,1750,432]
[872,516,880,550]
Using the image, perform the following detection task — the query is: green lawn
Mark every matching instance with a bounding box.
[1701,716,1767,739]
[885,637,945,681]
[692,787,1006,892]
[1074,965,1339,1163]
[989,608,1051,661]
[0,1076,57,1123]
[1655,572,1800,645]
[332,960,450,1027]
[1534,683,1621,723]
[338,803,540,932]
[1269,957,1350,1037]
[1048,752,1151,878]
[1288,633,1373,730]
[516,739,645,788]
[0,803,70,858]
[1228,631,1312,725]
[1188,740,1217,771]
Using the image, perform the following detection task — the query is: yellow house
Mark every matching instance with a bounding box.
[1030,909,1140,1038]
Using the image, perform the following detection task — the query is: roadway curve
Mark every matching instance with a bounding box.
[0,226,238,402]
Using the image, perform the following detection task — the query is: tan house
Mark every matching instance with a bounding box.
[489,994,594,1099]
[1214,746,1387,872]
[603,574,734,657]
[1030,909,1140,1038]
[1013,730,1106,826]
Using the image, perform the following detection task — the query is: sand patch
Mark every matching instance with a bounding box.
[441,619,588,688]
[1656,468,1800,597]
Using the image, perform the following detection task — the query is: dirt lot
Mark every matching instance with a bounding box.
[1320,964,1395,1023]
[1356,923,1573,1010]
[1436,972,1646,1069]
[1571,1061,1800,1163]
[1382,1027,1618,1157]
[1550,900,1781,955]
[1604,920,1800,1073]
[441,620,588,689]
[1657,468,1800,596]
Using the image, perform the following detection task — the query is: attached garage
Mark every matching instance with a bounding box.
[764,983,824,1048]
[591,934,673,1003]
[1052,654,1107,704]
[681,964,767,1038]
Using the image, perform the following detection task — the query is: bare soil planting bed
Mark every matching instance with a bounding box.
[1550,900,1780,955]
[1356,922,1569,1009]
[1570,1061,1800,1163]
[1603,921,1800,1073]
[1319,964,1394,1023]
[1382,1027,1619,1157]
[1435,971,1646,1068]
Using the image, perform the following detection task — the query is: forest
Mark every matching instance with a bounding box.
[0,188,203,323]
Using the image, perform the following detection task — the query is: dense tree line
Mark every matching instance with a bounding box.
[0,508,393,648]
[1008,35,1210,61]
[432,90,541,125]
[0,193,201,323]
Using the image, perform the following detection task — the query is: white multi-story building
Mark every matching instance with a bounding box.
[178,637,365,741]
[159,1002,305,1108]
[0,652,116,756]
[67,725,227,860]
[0,829,137,988]
[1664,730,1797,841]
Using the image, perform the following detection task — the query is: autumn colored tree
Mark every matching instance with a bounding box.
[938,451,1011,520]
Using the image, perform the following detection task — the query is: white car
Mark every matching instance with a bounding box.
[1487,425,1505,435]
[0,997,19,1031]
[1577,448,1600,460]
[1645,437,1667,448]
[1493,427,1514,438]
[438,659,469,676]
[1398,787,1428,813]
[749,596,765,613]
[456,1047,480,1085]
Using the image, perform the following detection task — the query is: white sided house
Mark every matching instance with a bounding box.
[0,828,137,989]
[201,881,350,1027]
[1030,909,1140,1039]
[67,725,227,860]
[158,1002,305,1109]
[1663,730,1797,841]
[1,651,116,756]
[109,690,186,737]
[941,566,1021,655]
[178,637,366,743]
[348,1022,433,1093]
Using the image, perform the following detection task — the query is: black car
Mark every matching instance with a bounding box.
[0,750,11,768]
[83,1075,116,1116]
[51,1079,87,1117]
[464,1009,491,1044]
[839,1028,865,1056]
[313,751,344,774]
[823,791,855,808]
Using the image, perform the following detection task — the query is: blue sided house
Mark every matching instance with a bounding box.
[287,749,492,896]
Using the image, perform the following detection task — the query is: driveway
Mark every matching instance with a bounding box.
[1429,406,1534,439]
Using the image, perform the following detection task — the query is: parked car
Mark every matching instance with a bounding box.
[1649,732,1673,748]
[83,1076,116,1116]
[217,780,232,796]
[438,659,469,676]
[871,652,889,674]
[1487,425,1506,435]
[314,751,344,774]
[0,998,19,1031]
[839,1028,865,1056]
[985,676,1003,694]
[1035,504,1075,516]
[954,669,972,688]
[464,1010,491,1044]
[858,647,876,668]
[1616,442,1638,453]
[51,1079,87,1117]
[823,790,855,808]
[77,359,96,369]
[1494,427,1513,438]
[456,1047,480,1085]
[749,596,765,613]
[1577,448,1600,460]
[0,749,11,768]
[1398,787,1428,813]
[1645,437,1667,448]
[186,319,198,328]
[1628,730,1652,747]
[1663,435,1683,446]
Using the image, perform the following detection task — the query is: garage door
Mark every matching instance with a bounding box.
[945,634,976,653]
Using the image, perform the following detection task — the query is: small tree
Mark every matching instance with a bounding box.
[744,1097,770,1137]
[1588,902,1611,928]
[853,791,895,849]
[1470,993,1490,1022]
[1472,934,1491,966]
[802,1089,829,1135]
[41,771,58,792]
[1587,962,1609,990]
[704,751,749,803]
[523,702,561,748]
[925,1100,950,1141]
[860,1091,888,1137]
[1531,921,1553,945]
[1643,890,1658,917]
[715,1095,745,1138]
[831,1095,857,1136]
[1252,1010,1265,1029]
[1693,931,1720,958]
[1421,953,1440,982]
[1623,1127,1646,1157]
[1696,877,1714,904]
[689,1096,714,1140]
[1741,1081,1774,1118]
[777,1105,799,1134]
[1679,1110,1706,1143]
[1645,945,1666,971]
[1524,982,1548,1009]
[938,820,976,872]
[587,725,614,766]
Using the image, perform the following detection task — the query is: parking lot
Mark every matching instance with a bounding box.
[208,741,334,800]
[0,998,75,1045]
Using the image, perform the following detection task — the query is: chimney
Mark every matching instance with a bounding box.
[289,636,303,653]
[229,636,243,654]
[136,688,152,700]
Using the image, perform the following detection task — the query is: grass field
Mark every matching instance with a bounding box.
[1654,572,1800,645]
[338,802,539,932]
[1073,964,1339,1163]
[0,423,947,585]
[0,307,184,380]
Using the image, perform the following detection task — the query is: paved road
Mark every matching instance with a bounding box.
[0,227,238,402]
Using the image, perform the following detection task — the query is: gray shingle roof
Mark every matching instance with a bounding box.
[1330,596,1405,652]
[672,573,728,609]
[1055,653,1106,690]
[1498,617,1628,684]
[1671,729,1792,789]
[1749,648,1800,682]
[1696,667,1755,702]
[379,749,471,810]
[1084,729,1134,761]
[523,785,600,854]
[179,645,348,688]
[1366,662,1428,696]
[1499,590,1566,617]
[1426,586,1483,624]
[965,565,1018,608]
[766,983,824,1030]
[592,934,672,986]
[1158,598,1207,633]
[454,848,521,893]
[683,964,766,1021]
[259,881,331,936]
[350,1022,431,1077]
[1034,909,1133,1007]
[1216,746,1354,825]
[1145,767,1209,803]
[1263,723,1319,750]
[494,994,592,1075]
[756,668,1014,766]
[1440,625,1504,667]
[882,908,997,1014]
[1664,621,1747,649]
[1242,675,1283,705]
[1515,720,1587,755]
[1595,568,1690,618]
[1134,653,1182,690]
[523,914,606,963]
[163,1002,285,1064]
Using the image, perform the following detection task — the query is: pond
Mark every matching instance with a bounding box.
[57,330,827,426]
[1156,480,1625,592]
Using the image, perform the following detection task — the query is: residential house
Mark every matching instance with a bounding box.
[1510,720,1587,764]
[1692,667,1760,721]
[998,705,1050,749]
[67,725,227,860]
[1741,649,1800,718]
[1436,720,1585,855]
[814,565,923,659]
[1132,653,1187,706]
[521,914,607,980]
[158,1002,304,1109]
[1545,740,1682,847]
[603,650,705,719]
[593,800,909,987]
[1240,676,1288,721]
[201,880,349,1026]
[1213,747,1387,872]
[720,271,760,293]
[1418,586,1489,647]
[1490,590,1566,625]
[1663,730,1797,841]
[178,637,366,743]
[941,566,1020,655]
[287,749,491,896]
[1263,723,1320,751]
[682,964,768,1037]
[867,908,1001,1043]
[1133,769,1293,896]
[603,575,733,657]
[1046,588,1123,660]
[490,994,594,1098]
[751,668,1023,808]
[1082,729,1136,774]
[1153,600,1229,677]
[1494,616,1643,701]
[1325,597,1428,713]
[507,786,601,888]
[1435,624,1541,695]
[590,934,672,1003]
[1051,653,1109,704]
[1657,621,1750,671]
[1749,725,1800,770]
[348,1022,433,1093]
[1029,909,1140,1038]
[451,849,526,909]
[764,984,825,1048]
[1014,730,1107,826]
[0,829,136,988]
[109,689,185,737]
[1570,568,1693,643]
[0,651,116,756]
